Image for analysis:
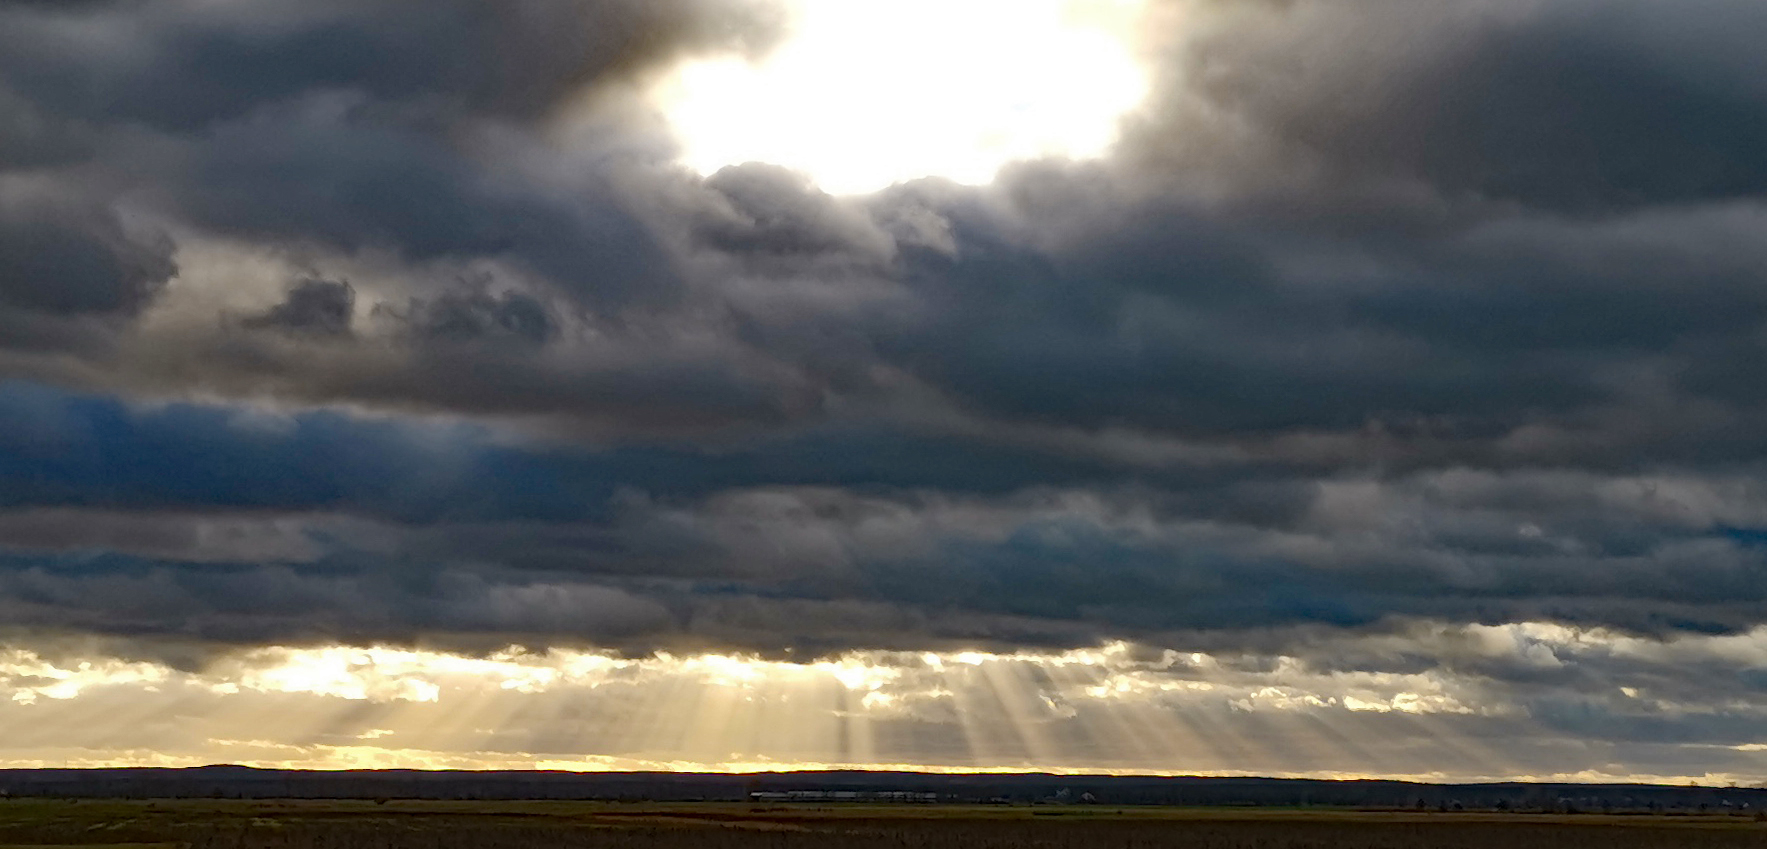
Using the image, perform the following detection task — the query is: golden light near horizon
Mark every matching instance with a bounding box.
[654,0,1152,195]
[9,625,1766,783]
[0,641,1478,777]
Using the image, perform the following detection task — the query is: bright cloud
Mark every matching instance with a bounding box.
[3,627,1766,783]
[653,0,1152,194]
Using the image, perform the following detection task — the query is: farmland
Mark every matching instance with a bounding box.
[1,800,1764,849]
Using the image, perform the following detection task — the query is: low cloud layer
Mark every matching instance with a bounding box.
[3,626,1765,782]
[0,0,1765,777]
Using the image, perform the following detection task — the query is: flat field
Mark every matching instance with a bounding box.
[0,800,1763,849]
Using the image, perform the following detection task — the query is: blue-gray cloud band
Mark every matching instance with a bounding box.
[0,0,1764,682]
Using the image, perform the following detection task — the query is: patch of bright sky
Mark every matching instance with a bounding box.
[7,629,1767,782]
[3,629,1767,781]
[655,0,1152,195]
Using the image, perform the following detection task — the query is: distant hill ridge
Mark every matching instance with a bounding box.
[1,767,1764,811]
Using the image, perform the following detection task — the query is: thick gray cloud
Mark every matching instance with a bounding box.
[0,387,1758,653]
[401,287,556,345]
[0,194,175,317]
[244,278,356,337]
[0,0,777,131]
[0,0,1765,771]
[1156,0,1767,210]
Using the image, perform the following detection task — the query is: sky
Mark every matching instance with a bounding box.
[1,0,1766,784]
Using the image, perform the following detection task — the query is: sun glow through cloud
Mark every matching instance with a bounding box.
[655,0,1152,195]
[5,626,1767,784]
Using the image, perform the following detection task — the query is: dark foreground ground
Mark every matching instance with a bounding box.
[2,801,1766,849]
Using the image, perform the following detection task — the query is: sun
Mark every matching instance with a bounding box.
[653,0,1152,195]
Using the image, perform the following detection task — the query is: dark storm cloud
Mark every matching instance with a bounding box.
[159,99,675,308]
[0,0,121,8]
[2,383,1766,656]
[0,194,175,317]
[812,0,1767,450]
[659,175,1763,468]
[0,0,781,357]
[0,0,1764,698]
[693,164,896,259]
[0,85,91,171]
[0,382,1168,524]
[0,0,776,132]
[1159,0,1767,210]
[0,382,610,524]
[0,549,676,647]
[243,278,356,337]
[1119,0,1767,213]
[401,287,556,345]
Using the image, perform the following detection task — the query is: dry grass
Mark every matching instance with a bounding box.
[0,800,1762,848]
[0,844,186,849]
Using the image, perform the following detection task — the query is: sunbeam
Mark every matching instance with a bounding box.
[6,628,1764,783]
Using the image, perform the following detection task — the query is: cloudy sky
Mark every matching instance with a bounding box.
[2,0,1766,783]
